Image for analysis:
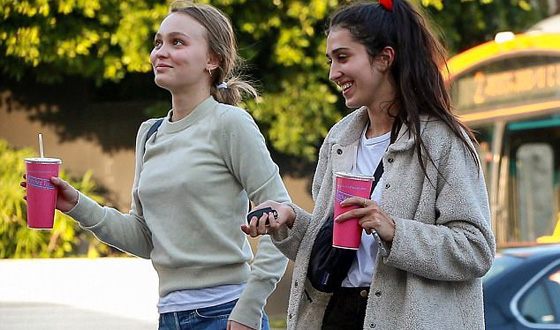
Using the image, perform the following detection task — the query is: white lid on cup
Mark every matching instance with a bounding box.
[24,157,62,164]
[334,171,374,181]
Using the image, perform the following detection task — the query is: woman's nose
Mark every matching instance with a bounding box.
[329,65,341,82]
[154,44,169,58]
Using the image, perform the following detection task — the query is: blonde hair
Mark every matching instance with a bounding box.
[170,1,258,105]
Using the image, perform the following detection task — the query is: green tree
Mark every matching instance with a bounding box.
[423,0,549,53]
[0,0,550,160]
[0,0,169,82]
[0,139,121,258]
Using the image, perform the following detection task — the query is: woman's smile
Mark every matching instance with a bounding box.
[154,63,173,73]
[341,81,354,97]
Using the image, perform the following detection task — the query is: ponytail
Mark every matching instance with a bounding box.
[391,0,478,175]
[328,0,479,180]
[170,1,259,106]
[211,76,259,106]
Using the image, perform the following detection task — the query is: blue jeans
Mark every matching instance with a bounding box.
[158,299,270,330]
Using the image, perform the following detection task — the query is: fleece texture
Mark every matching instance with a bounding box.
[272,107,496,330]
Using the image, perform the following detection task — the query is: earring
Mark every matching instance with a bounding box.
[207,68,212,76]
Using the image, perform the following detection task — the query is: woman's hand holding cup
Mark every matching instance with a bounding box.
[22,175,79,213]
[48,177,80,212]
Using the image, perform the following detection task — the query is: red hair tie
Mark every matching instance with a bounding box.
[379,0,393,11]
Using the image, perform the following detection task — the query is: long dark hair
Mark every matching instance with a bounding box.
[328,0,479,178]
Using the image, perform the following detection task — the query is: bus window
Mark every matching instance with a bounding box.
[445,31,560,247]
[515,143,554,242]
[504,116,560,245]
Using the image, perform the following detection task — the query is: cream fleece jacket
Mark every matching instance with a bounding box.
[272,107,495,329]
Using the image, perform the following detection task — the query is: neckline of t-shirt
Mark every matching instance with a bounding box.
[361,127,391,146]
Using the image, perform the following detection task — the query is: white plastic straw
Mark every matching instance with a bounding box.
[38,133,44,158]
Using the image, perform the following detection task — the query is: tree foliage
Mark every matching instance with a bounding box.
[0,0,169,82]
[0,0,550,160]
[0,139,122,258]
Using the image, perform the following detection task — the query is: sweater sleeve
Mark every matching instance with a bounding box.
[385,131,496,281]
[269,131,333,260]
[65,120,156,258]
[218,108,289,329]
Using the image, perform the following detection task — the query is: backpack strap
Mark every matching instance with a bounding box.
[143,119,164,155]
[141,118,253,212]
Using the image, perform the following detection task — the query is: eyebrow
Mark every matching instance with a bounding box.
[153,31,192,40]
[326,47,349,58]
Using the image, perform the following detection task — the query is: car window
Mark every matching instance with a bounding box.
[518,265,560,325]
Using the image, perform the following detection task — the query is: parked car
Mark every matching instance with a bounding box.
[483,244,560,329]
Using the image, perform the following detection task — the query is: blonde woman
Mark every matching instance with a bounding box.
[24,2,290,329]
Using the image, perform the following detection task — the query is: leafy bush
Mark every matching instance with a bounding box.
[0,139,122,258]
[0,0,548,161]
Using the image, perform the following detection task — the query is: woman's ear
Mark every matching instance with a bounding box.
[376,46,395,72]
[206,51,220,72]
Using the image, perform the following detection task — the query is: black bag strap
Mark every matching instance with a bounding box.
[370,159,385,195]
[143,119,164,155]
[369,156,390,256]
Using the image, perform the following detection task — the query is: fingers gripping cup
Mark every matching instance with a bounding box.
[333,172,373,250]
[25,158,62,229]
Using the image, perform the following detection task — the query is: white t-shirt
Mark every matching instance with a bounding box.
[158,283,245,313]
[341,128,391,287]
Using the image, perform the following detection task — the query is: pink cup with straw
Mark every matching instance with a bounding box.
[333,172,373,250]
[25,133,62,229]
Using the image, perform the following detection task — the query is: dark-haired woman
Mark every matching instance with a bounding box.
[243,0,495,329]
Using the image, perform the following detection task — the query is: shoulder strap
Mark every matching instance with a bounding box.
[143,119,164,154]
[370,159,384,194]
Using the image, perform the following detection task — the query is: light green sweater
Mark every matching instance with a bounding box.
[67,96,290,329]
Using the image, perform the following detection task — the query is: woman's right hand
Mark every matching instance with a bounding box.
[241,201,296,238]
[20,175,80,212]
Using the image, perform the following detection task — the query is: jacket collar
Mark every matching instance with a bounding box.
[330,107,434,153]
[335,107,370,146]
[390,116,436,152]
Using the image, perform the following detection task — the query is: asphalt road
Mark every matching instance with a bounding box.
[0,302,155,330]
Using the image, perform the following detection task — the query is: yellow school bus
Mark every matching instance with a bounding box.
[446,30,560,247]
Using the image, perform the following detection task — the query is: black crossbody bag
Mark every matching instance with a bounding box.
[307,161,384,293]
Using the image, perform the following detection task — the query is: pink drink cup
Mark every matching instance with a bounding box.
[25,157,62,229]
[333,172,374,250]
